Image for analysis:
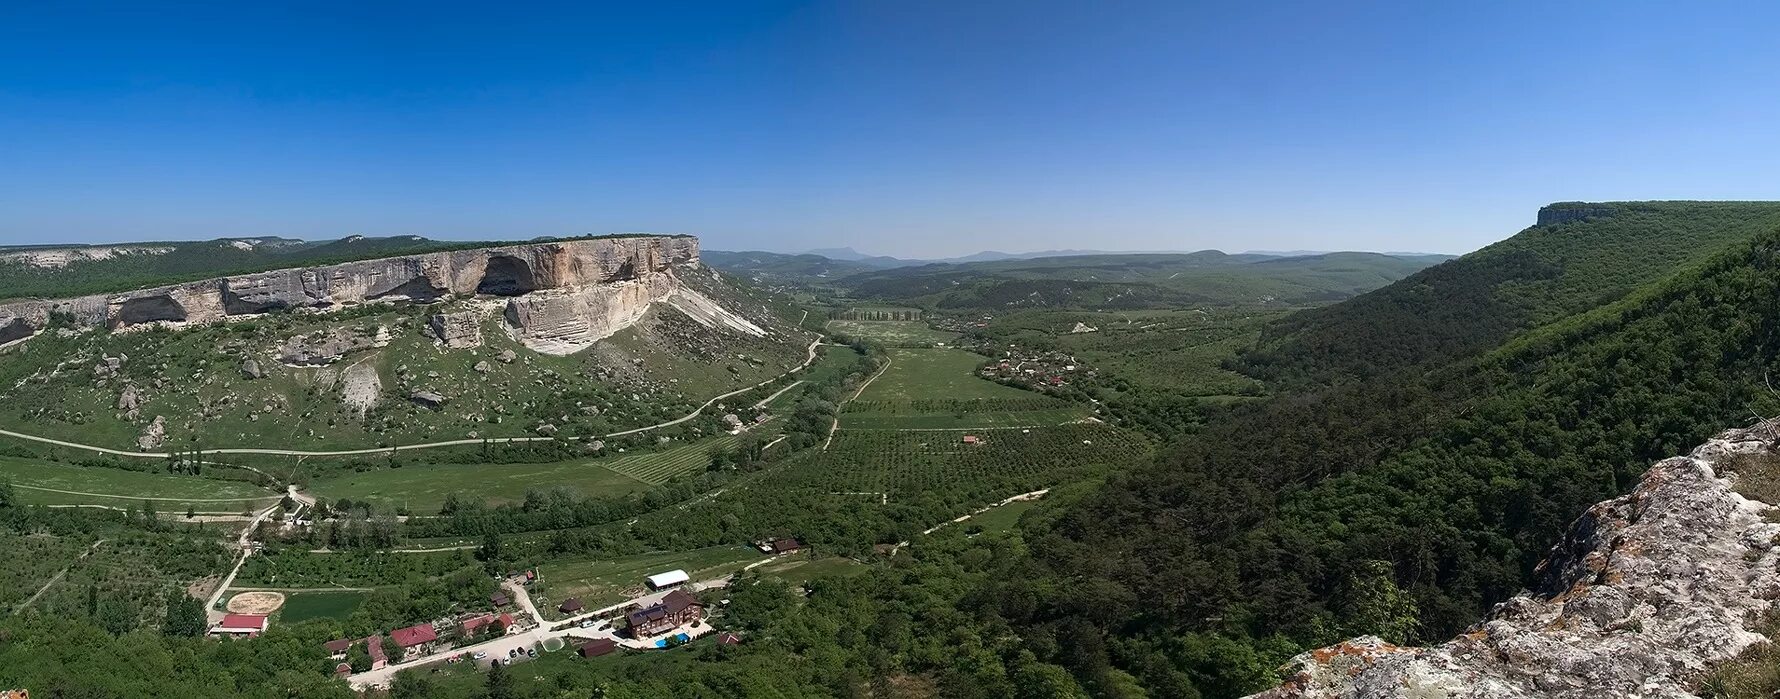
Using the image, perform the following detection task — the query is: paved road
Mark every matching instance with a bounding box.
[0,337,826,459]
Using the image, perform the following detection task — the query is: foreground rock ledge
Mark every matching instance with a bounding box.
[1248,422,1780,699]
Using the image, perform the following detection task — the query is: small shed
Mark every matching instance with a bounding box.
[646,569,690,590]
[961,435,980,445]
[490,591,510,607]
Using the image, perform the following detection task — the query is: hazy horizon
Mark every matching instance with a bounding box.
[5,2,1778,256]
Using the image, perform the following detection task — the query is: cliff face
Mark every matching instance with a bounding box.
[1247,422,1780,699]
[0,236,706,353]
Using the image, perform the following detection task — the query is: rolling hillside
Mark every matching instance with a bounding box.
[1239,201,1780,384]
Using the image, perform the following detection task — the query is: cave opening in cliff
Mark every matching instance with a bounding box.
[371,275,448,303]
[0,318,33,345]
[117,295,188,325]
[476,256,538,296]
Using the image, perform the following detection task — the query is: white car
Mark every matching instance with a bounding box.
[578,619,595,628]
[472,651,487,660]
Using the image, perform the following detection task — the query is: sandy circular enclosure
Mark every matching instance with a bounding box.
[226,591,286,615]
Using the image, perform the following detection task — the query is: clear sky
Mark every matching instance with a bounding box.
[3,1,1778,256]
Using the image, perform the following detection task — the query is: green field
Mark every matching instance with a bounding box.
[278,590,367,622]
[856,348,1040,402]
[961,497,1043,536]
[534,545,762,615]
[824,320,959,346]
[750,555,866,585]
[0,456,279,511]
[841,348,1089,428]
[307,434,747,510]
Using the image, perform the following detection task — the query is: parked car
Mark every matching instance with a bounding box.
[472,651,487,660]
[526,648,536,658]
[578,619,595,628]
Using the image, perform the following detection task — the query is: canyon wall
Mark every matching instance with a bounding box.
[0,236,700,352]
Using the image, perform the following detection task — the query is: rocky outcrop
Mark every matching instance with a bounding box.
[280,326,390,366]
[0,236,698,335]
[137,415,167,451]
[428,310,484,349]
[1248,423,1780,699]
[501,273,679,355]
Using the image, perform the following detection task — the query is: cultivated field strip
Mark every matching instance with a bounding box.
[603,433,744,485]
[758,424,1149,501]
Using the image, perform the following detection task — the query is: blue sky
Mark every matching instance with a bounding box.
[3,1,1778,256]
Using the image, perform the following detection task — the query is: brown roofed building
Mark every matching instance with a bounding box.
[577,638,618,657]
[559,598,584,614]
[770,538,802,554]
[324,638,353,659]
[626,589,702,638]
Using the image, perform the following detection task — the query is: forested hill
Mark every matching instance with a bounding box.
[995,214,1780,695]
[1238,201,1780,385]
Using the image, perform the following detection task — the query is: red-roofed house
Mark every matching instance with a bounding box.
[460,614,497,638]
[364,635,388,670]
[334,662,352,678]
[209,614,268,637]
[390,623,439,660]
[461,613,519,638]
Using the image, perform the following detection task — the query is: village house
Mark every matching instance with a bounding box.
[770,538,803,554]
[645,569,689,590]
[490,591,510,607]
[626,589,703,638]
[390,623,439,661]
[559,597,585,614]
[209,613,268,638]
[324,638,352,660]
[717,631,742,645]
